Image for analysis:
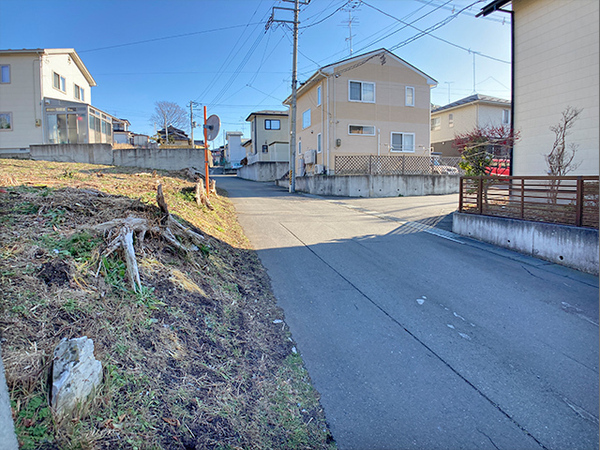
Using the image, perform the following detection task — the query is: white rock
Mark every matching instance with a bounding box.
[51,336,102,416]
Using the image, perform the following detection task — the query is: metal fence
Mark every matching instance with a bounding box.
[459,176,599,228]
[334,155,462,176]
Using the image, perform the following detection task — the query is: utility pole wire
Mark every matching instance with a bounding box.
[360,0,509,64]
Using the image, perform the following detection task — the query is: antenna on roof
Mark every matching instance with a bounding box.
[341,0,360,56]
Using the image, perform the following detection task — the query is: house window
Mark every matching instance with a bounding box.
[448,113,454,128]
[53,72,66,92]
[431,117,441,131]
[349,125,375,135]
[302,109,311,129]
[0,65,10,83]
[349,80,375,102]
[391,132,415,152]
[502,109,510,124]
[405,86,415,106]
[72,85,85,101]
[0,112,12,131]
[317,86,322,106]
[317,133,322,153]
[265,119,280,130]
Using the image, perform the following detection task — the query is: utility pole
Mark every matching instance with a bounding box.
[267,0,309,193]
[189,101,199,148]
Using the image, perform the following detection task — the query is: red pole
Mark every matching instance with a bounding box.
[204,106,210,197]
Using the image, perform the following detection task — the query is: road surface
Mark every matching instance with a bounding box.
[216,176,599,450]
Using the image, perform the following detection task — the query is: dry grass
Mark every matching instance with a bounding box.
[0,159,335,449]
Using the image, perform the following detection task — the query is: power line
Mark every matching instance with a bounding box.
[78,23,263,53]
[361,0,509,64]
[296,0,451,76]
[194,1,273,102]
[300,1,349,28]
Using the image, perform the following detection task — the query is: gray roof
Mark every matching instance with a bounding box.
[245,110,289,121]
[431,94,510,113]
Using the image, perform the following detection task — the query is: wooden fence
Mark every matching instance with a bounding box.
[335,155,462,175]
[459,176,599,228]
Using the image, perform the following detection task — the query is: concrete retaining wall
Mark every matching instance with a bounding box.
[276,174,459,197]
[113,147,205,171]
[30,144,113,165]
[28,144,207,172]
[238,162,289,182]
[453,212,599,275]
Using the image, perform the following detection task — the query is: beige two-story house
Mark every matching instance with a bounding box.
[478,0,598,176]
[244,110,289,164]
[0,48,114,156]
[431,94,511,157]
[284,48,437,175]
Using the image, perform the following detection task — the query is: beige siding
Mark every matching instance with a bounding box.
[248,113,289,163]
[295,54,433,174]
[513,0,599,175]
[0,54,44,149]
[431,103,510,156]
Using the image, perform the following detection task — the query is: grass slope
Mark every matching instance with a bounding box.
[0,159,334,450]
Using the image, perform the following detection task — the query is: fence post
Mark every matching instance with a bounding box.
[575,176,584,227]
[520,178,525,219]
[459,177,463,212]
[477,176,483,214]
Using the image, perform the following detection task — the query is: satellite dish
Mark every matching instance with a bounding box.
[205,115,220,141]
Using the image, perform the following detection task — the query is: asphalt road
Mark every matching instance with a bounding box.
[216,175,599,450]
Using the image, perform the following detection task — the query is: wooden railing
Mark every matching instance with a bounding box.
[459,176,599,229]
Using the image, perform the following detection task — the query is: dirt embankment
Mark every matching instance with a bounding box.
[0,159,335,449]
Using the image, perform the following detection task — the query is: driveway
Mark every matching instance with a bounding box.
[216,176,599,450]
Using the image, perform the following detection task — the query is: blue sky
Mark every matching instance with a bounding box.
[0,0,511,148]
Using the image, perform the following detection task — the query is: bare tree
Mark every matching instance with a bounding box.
[545,106,583,176]
[149,101,188,141]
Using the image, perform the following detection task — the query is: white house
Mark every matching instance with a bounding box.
[225,131,245,166]
[0,48,114,156]
[431,94,511,156]
[478,0,599,176]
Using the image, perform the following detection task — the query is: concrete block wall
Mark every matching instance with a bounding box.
[277,174,460,197]
[453,212,599,275]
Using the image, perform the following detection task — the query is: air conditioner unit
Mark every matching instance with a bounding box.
[304,149,316,164]
[314,164,324,174]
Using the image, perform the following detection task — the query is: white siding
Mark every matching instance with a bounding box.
[41,53,92,104]
[513,0,599,175]
[0,54,44,150]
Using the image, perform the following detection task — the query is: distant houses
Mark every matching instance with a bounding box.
[431,94,511,157]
